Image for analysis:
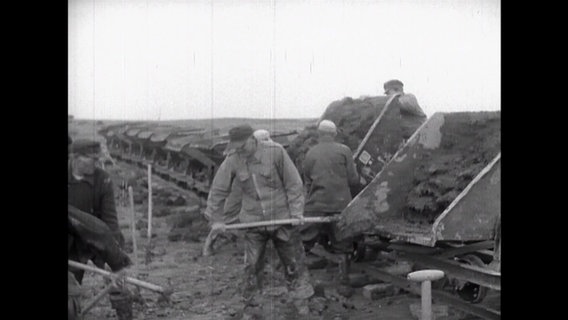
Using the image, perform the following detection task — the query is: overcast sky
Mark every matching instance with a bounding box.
[68,0,500,120]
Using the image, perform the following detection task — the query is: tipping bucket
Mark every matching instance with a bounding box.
[337,111,500,246]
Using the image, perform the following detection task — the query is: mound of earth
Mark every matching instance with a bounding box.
[335,111,501,240]
[404,112,501,223]
[287,96,389,173]
[287,95,425,187]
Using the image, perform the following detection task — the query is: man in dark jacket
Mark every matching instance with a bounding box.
[301,120,360,254]
[68,139,126,273]
[383,79,428,140]
[68,139,132,320]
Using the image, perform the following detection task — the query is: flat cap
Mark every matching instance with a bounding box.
[318,120,337,133]
[225,124,254,152]
[384,79,404,90]
[70,139,101,155]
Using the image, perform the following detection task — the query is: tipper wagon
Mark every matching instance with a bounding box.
[337,111,501,319]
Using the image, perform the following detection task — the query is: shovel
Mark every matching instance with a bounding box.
[68,260,170,296]
[202,216,338,256]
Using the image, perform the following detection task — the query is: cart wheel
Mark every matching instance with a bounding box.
[352,238,377,262]
[454,254,489,304]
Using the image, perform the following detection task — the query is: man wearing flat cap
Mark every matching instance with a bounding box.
[204,124,312,315]
[68,139,126,264]
[383,79,427,140]
[68,139,132,320]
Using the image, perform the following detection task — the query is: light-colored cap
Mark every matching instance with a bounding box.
[318,120,337,133]
[253,129,271,142]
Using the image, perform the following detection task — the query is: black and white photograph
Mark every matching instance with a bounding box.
[68,0,500,319]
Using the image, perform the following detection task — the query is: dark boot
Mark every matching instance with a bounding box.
[68,271,83,320]
[109,290,133,320]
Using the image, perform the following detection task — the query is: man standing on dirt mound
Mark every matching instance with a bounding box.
[301,120,360,283]
[384,79,428,141]
[68,139,133,320]
[204,124,313,317]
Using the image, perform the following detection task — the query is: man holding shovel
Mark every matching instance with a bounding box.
[203,124,313,316]
[68,139,133,320]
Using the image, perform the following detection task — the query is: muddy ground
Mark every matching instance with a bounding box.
[76,161,497,320]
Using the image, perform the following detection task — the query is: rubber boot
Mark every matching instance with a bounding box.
[109,290,133,320]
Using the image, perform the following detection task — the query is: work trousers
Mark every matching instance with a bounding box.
[69,256,133,320]
[68,271,83,320]
[300,211,353,254]
[242,225,306,299]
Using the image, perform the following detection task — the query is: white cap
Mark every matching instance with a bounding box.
[318,120,337,133]
[253,129,271,142]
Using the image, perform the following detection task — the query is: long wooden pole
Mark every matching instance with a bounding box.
[223,216,338,230]
[68,260,166,293]
[202,216,338,256]
[128,186,138,270]
[81,285,113,316]
[147,164,152,240]
[353,92,401,160]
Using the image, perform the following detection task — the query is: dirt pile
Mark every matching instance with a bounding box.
[404,112,501,223]
[319,96,390,151]
[148,185,208,243]
[109,162,210,243]
[287,96,388,172]
[166,206,209,242]
[286,124,320,174]
[287,95,425,189]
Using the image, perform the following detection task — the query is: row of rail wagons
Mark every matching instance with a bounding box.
[100,124,298,195]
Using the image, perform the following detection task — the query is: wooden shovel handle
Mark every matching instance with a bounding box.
[68,260,166,293]
[223,216,338,230]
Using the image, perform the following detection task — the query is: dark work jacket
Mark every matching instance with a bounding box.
[396,93,427,139]
[68,204,131,271]
[303,136,359,213]
[68,162,125,264]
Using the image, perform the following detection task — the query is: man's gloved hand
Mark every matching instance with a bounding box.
[211,222,226,232]
[114,232,126,249]
[109,269,129,289]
